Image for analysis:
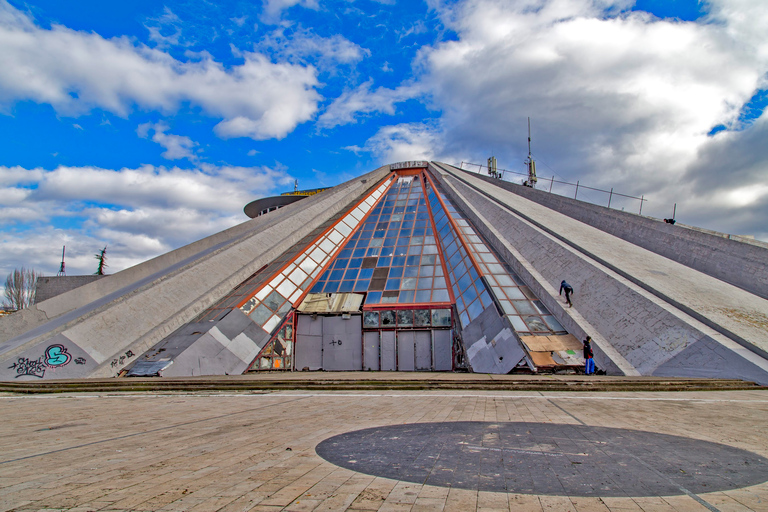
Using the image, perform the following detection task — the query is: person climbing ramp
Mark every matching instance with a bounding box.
[560,280,574,307]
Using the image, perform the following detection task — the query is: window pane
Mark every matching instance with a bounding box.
[363,311,379,328]
[432,289,450,302]
[251,304,272,325]
[432,309,451,326]
[414,310,430,326]
[381,310,396,326]
[398,290,415,303]
[397,310,413,326]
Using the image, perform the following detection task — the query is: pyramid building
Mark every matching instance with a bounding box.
[2,161,768,383]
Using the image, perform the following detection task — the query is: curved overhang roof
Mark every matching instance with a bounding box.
[244,195,306,218]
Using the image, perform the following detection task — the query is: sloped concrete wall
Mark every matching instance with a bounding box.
[433,163,768,384]
[0,166,390,380]
[35,275,108,303]
[465,171,768,300]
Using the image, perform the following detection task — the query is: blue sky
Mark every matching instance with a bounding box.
[1,0,767,281]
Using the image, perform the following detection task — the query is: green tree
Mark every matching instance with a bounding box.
[3,267,41,310]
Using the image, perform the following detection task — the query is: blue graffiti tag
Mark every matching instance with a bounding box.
[8,344,78,378]
[45,344,72,366]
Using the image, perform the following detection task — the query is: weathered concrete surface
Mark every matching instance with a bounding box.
[432,162,768,384]
[0,387,766,511]
[0,166,389,380]
[469,170,768,299]
[34,275,108,303]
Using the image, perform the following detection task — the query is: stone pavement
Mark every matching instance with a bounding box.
[1,388,767,512]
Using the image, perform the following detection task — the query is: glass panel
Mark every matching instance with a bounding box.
[417,277,433,289]
[299,257,318,274]
[533,300,550,315]
[543,315,565,332]
[398,290,415,303]
[385,279,401,290]
[263,290,284,312]
[432,309,451,326]
[380,310,396,326]
[500,300,516,315]
[288,267,307,285]
[414,310,430,326]
[363,311,379,328]
[512,300,538,315]
[467,298,484,320]
[415,289,431,303]
[432,289,450,302]
[251,304,272,325]
[319,239,335,253]
[401,277,417,289]
[504,287,526,300]
[524,316,549,332]
[397,310,413,327]
[255,286,273,301]
[263,315,281,333]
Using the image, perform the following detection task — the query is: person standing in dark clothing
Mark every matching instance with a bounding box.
[583,336,594,375]
[560,280,574,307]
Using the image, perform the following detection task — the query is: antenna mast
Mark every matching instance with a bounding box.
[524,117,537,188]
[57,246,66,276]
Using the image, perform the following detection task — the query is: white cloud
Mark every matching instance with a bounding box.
[349,0,768,239]
[0,163,295,277]
[144,7,186,49]
[261,0,320,24]
[347,122,447,163]
[257,26,370,71]
[0,1,320,140]
[137,122,198,160]
[318,80,421,128]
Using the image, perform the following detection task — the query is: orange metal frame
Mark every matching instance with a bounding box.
[235,173,395,310]
[419,170,458,305]
[422,168,485,278]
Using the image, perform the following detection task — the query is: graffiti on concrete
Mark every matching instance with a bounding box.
[45,344,72,366]
[110,350,137,369]
[8,357,48,378]
[8,344,78,378]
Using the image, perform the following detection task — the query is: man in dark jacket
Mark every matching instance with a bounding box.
[583,336,594,375]
[560,280,574,307]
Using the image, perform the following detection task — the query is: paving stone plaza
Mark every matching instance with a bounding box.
[1,382,767,511]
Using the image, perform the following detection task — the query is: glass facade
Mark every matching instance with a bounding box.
[311,175,451,305]
[219,177,392,333]
[425,173,566,336]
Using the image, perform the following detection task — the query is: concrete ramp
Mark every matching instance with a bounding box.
[433,162,768,384]
[0,167,389,380]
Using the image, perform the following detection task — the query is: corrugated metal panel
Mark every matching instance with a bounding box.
[296,293,364,314]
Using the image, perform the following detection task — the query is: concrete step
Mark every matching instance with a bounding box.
[0,375,762,394]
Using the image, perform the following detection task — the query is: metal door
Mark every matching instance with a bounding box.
[295,315,322,370]
[415,331,432,370]
[381,331,396,371]
[433,329,452,371]
[364,331,380,371]
[397,331,415,371]
[322,316,362,370]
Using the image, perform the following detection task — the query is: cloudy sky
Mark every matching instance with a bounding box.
[1,0,766,282]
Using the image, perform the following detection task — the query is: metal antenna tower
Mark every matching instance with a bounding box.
[57,246,66,276]
[524,117,537,188]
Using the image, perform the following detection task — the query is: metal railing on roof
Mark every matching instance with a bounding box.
[459,161,648,215]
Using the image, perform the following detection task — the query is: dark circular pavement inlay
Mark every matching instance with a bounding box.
[316,422,768,496]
